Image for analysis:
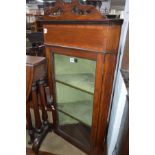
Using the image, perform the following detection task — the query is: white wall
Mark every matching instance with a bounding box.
[107,73,128,155]
[107,0,129,154]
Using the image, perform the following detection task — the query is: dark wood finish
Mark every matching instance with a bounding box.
[26,56,47,82]
[45,48,57,128]
[26,56,52,154]
[31,82,42,132]
[90,53,104,154]
[44,24,121,53]
[26,100,34,144]
[32,123,52,154]
[26,56,47,144]
[119,129,129,155]
[121,28,129,71]
[44,0,105,21]
[55,128,90,153]
[38,79,48,124]
[59,123,91,149]
[39,19,123,26]
[121,27,129,91]
[95,54,118,155]
[26,65,33,101]
[41,1,123,154]
[46,45,97,60]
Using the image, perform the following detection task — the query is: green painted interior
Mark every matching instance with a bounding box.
[54,54,96,127]
[56,73,95,94]
[54,54,96,76]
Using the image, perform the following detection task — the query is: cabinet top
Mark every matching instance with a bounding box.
[40,0,123,25]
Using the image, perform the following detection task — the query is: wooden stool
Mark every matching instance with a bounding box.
[26,56,51,154]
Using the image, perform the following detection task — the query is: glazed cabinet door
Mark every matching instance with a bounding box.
[52,53,97,152]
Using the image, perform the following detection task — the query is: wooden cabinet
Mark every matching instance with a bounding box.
[40,1,123,154]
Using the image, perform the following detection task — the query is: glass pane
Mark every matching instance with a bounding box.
[58,111,91,147]
[56,82,93,126]
[54,54,96,147]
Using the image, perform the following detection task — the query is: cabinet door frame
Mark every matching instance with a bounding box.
[45,45,117,154]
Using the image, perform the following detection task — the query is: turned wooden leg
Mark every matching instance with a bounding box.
[26,100,34,144]
[31,82,42,133]
[31,81,52,154]
[38,79,48,125]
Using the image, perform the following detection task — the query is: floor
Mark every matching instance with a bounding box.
[26,148,58,155]
[26,110,86,155]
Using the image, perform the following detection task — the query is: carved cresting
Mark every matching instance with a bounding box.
[44,0,106,20]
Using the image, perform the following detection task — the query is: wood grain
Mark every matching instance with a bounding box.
[44,24,122,53]
[91,53,104,153]
[44,0,105,21]
[26,66,33,101]
[42,1,123,154]
[95,54,118,154]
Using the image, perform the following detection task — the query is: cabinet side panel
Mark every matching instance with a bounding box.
[106,25,122,52]
[96,54,117,155]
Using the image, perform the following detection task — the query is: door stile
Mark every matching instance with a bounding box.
[45,46,58,128]
[91,53,105,154]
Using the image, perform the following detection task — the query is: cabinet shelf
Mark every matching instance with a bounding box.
[56,73,95,95]
[57,100,93,126]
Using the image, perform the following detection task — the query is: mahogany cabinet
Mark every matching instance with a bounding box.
[40,1,123,154]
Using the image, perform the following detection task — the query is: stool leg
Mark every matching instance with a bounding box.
[26,101,34,144]
[31,82,42,133]
[38,79,48,125]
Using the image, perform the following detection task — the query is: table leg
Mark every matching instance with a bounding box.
[26,100,34,144]
[38,79,48,125]
[31,82,42,133]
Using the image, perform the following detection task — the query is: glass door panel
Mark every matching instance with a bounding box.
[54,54,96,148]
